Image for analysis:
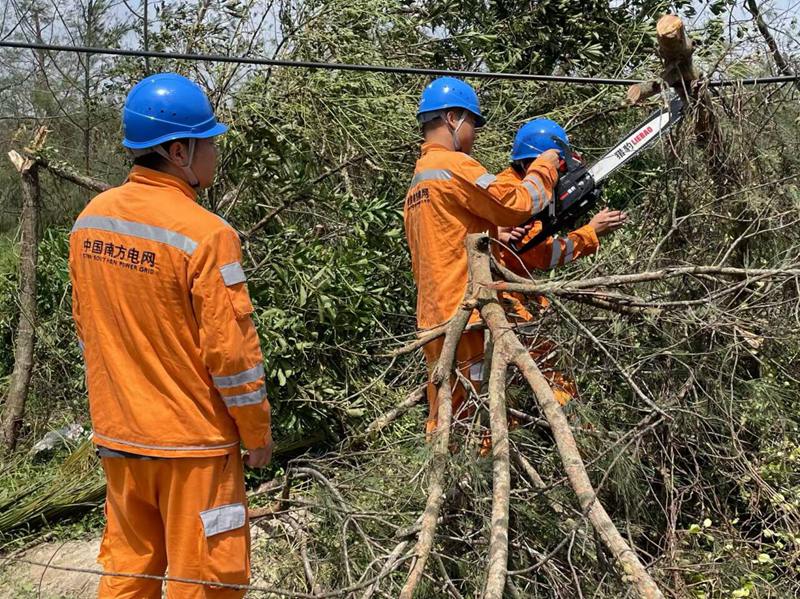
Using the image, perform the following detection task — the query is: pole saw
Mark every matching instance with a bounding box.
[511,95,684,254]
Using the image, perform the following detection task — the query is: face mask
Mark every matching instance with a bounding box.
[448,111,468,152]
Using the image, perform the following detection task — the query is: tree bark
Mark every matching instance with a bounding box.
[399,306,471,599]
[1,154,41,452]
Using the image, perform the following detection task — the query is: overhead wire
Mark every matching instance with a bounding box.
[1,40,799,86]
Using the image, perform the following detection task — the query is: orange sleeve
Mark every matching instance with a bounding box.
[189,226,272,450]
[504,223,600,274]
[68,248,85,353]
[452,154,559,227]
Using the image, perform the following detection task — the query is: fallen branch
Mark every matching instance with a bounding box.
[399,304,472,598]
[486,264,800,295]
[387,304,481,357]
[483,345,511,599]
[361,384,426,440]
[468,234,664,599]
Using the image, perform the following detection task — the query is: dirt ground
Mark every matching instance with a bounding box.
[0,524,279,598]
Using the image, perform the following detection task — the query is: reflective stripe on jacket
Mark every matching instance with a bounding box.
[69,166,271,457]
[403,143,558,330]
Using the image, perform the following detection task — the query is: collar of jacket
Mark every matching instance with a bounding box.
[127,166,198,202]
[420,141,454,156]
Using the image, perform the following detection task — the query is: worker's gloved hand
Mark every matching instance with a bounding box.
[498,223,532,245]
[245,440,273,468]
[536,149,561,172]
[588,208,628,238]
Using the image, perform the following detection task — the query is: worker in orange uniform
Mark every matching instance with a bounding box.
[69,73,272,599]
[404,77,562,434]
[498,118,628,405]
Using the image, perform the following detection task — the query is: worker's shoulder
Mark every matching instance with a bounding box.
[75,182,237,248]
[179,200,234,236]
[415,150,488,189]
[419,148,481,171]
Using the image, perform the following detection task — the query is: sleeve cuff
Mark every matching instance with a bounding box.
[574,224,600,252]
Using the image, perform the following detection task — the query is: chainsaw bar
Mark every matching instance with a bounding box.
[587,95,684,184]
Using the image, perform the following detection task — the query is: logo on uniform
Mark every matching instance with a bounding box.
[82,238,157,274]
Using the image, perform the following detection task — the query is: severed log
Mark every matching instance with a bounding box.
[655,14,697,90]
[467,233,665,599]
[627,14,696,105]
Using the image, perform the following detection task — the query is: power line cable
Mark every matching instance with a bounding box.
[0,40,798,87]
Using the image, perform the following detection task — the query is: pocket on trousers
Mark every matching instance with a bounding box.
[199,503,250,584]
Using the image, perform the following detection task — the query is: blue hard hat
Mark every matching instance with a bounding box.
[122,73,228,149]
[417,77,486,127]
[511,118,569,161]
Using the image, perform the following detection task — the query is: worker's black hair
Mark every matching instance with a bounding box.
[132,139,189,170]
[420,108,467,136]
[511,158,533,177]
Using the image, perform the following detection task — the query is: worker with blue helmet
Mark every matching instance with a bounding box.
[72,72,272,598]
[416,76,486,152]
[406,77,562,434]
[500,117,628,266]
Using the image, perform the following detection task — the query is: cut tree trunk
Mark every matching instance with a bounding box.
[1,151,41,452]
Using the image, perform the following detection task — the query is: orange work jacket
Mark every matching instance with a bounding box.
[404,142,558,330]
[494,167,599,274]
[69,166,271,458]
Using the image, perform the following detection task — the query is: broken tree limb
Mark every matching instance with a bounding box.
[744,0,800,92]
[467,233,664,599]
[361,384,426,440]
[626,80,662,105]
[22,150,111,193]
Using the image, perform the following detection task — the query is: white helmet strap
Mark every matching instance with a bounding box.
[130,139,199,187]
[448,110,468,152]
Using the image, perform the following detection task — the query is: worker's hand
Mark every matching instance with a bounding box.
[245,440,273,469]
[498,223,532,245]
[588,208,628,238]
[536,149,561,172]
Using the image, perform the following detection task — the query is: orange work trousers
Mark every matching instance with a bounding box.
[98,452,250,599]
[423,329,576,433]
